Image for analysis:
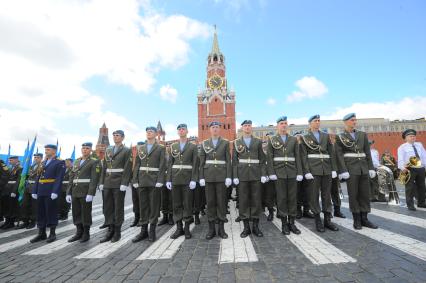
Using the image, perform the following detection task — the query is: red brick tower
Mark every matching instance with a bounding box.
[96,122,110,159]
[197,27,236,142]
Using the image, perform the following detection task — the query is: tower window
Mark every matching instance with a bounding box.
[228,124,230,129]
[202,125,204,130]
[213,55,218,62]
[215,98,218,102]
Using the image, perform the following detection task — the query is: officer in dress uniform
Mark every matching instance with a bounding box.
[397,129,426,210]
[199,121,232,240]
[66,142,101,242]
[132,126,166,242]
[130,141,144,227]
[300,115,339,232]
[233,120,267,238]
[58,158,73,220]
[267,116,303,235]
[0,156,22,229]
[166,124,199,239]
[17,153,43,229]
[158,147,174,227]
[335,113,378,230]
[369,140,386,202]
[99,130,132,243]
[0,160,10,223]
[328,134,346,218]
[30,144,66,243]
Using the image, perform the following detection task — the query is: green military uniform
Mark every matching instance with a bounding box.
[0,161,10,223]
[99,144,132,242]
[199,137,232,239]
[167,140,198,239]
[232,135,266,237]
[67,156,100,242]
[19,162,41,228]
[1,162,22,229]
[58,167,71,220]
[267,134,302,235]
[300,129,339,232]
[132,141,166,242]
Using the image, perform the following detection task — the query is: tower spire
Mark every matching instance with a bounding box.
[210,25,221,56]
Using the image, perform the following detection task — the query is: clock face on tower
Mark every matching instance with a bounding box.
[208,75,223,89]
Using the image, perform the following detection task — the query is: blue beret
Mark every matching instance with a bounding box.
[241,120,252,126]
[276,116,287,123]
[45,144,57,150]
[308,114,320,123]
[208,121,221,127]
[82,142,93,147]
[9,156,18,159]
[33,153,43,157]
[113,130,125,136]
[137,141,145,145]
[343,113,356,121]
[146,126,157,132]
[402,129,416,139]
[177,123,187,130]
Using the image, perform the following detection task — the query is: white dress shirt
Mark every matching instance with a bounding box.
[397,142,426,170]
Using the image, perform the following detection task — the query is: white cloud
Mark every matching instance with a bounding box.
[159,84,178,103]
[286,76,328,102]
[266,98,276,105]
[0,0,210,156]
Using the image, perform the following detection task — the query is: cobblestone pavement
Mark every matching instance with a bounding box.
[0,184,425,283]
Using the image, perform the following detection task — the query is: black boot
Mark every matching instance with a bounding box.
[296,206,303,219]
[288,216,301,235]
[235,216,241,222]
[206,221,216,240]
[200,209,206,216]
[168,214,174,225]
[281,217,290,235]
[194,214,201,225]
[188,216,194,224]
[46,226,56,243]
[30,227,47,243]
[360,212,378,229]
[99,222,108,229]
[334,206,346,218]
[170,221,184,239]
[17,221,28,229]
[148,224,156,242]
[132,224,148,242]
[111,225,121,242]
[267,208,274,221]
[252,219,263,237]
[240,219,251,238]
[314,214,325,232]
[158,213,168,226]
[0,219,8,229]
[100,225,114,243]
[352,213,362,230]
[324,213,339,231]
[303,209,315,219]
[184,221,192,239]
[26,220,36,229]
[68,224,83,242]
[130,216,139,227]
[218,221,228,239]
[80,226,90,242]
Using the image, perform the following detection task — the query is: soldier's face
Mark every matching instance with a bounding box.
[146,130,156,140]
[113,134,124,144]
[310,119,321,130]
[8,159,18,166]
[178,128,188,138]
[210,125,220,136]
[33,156,42,163]
[406,135,416,143]
[242,124,252,135]
[81,146,91,157]
[45,148,55,158]
[345,117,357,129]
[277,121,288,133]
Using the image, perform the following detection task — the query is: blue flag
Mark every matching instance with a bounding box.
[70,145,76,161]
[18,136,37,200]
[5,144,11,166]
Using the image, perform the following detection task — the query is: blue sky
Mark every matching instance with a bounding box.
[1,0,425,156]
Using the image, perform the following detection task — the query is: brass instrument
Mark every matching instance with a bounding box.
[377,165,400,205]
[398,156,422,185]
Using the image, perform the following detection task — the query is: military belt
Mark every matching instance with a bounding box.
[273,157,295,162]
[106,168,124,173]
[206,160,226,165]
[28,180,36,184]
[62,181,69,184]
[139,167,159,172]
[73,179,91,183]
[172,165,193,170]
[39,179,55,184]
[239,159,260,164]
[7,181,16,184]
[343,153,366,158]
[307,154,330,159]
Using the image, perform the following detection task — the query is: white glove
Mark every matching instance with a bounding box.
[31,194,37,199]
[296,175,303,182]
[304,173,314,180]
[332,171,337,179]
[119,185,127,191]
[155,183,163,188]
[189,181,196,190]
[261,176,267,183]
[339,172,350,180]
[66,195,72,203]
[233,178,239,185]
[369,170,376,178]
[225,178,232,188]
[199,179,206,187]
[99,184,104,191]
[85,195,93,202]
[166,182,172,190]
[132,183,138,188]
[51,193,58,200]
[269,175,278,181]
[10,193,16,198]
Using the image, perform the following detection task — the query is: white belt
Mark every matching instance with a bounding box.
[73,179,91,183]
[62,181,69,184]
[273,157,295,162]
[206,160,226,165]
[308,154,330,159]
[28,181,35,184]
[8,181,16,184]
[239,159,260,164]
[106,168,124,173]
[172,165,193,170]
[139,167,159,172]
[344,153,366,158]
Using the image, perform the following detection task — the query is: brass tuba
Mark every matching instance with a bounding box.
[398,156,422,185]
